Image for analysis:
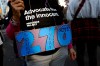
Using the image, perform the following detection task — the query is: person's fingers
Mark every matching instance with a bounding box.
[11,0,24,6]
[15,7,24,11]
[12,0,24,5]
[11,0,24,11]
[13,3,24,10]
[70,51,76,60]
[72,52,76,60]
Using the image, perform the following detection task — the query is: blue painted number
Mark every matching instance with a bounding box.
[39,26,55,51]
[57,24,72,46]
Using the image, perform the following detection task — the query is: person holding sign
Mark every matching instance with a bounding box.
[66,0,100,66]
[6,0,76,66]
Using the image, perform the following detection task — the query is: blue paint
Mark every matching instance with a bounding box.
[39,26,55,51]
[57,24,72,46]
[15,24,72,56]
[15,31,41,56]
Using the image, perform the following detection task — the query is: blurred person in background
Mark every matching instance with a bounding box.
[0,0,9,65]
[66,0,100,66]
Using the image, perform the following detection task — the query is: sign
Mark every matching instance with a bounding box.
[15,0,72,56]
[15,24,72,56]
[20,0,64,30]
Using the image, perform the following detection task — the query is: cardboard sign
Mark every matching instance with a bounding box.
[15,0,72,56]
[15,24,72,56]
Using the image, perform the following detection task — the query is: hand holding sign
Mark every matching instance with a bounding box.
[10,0,25,22]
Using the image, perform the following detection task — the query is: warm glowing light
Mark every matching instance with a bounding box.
[58,0,67,8]
[0,0,9,19]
